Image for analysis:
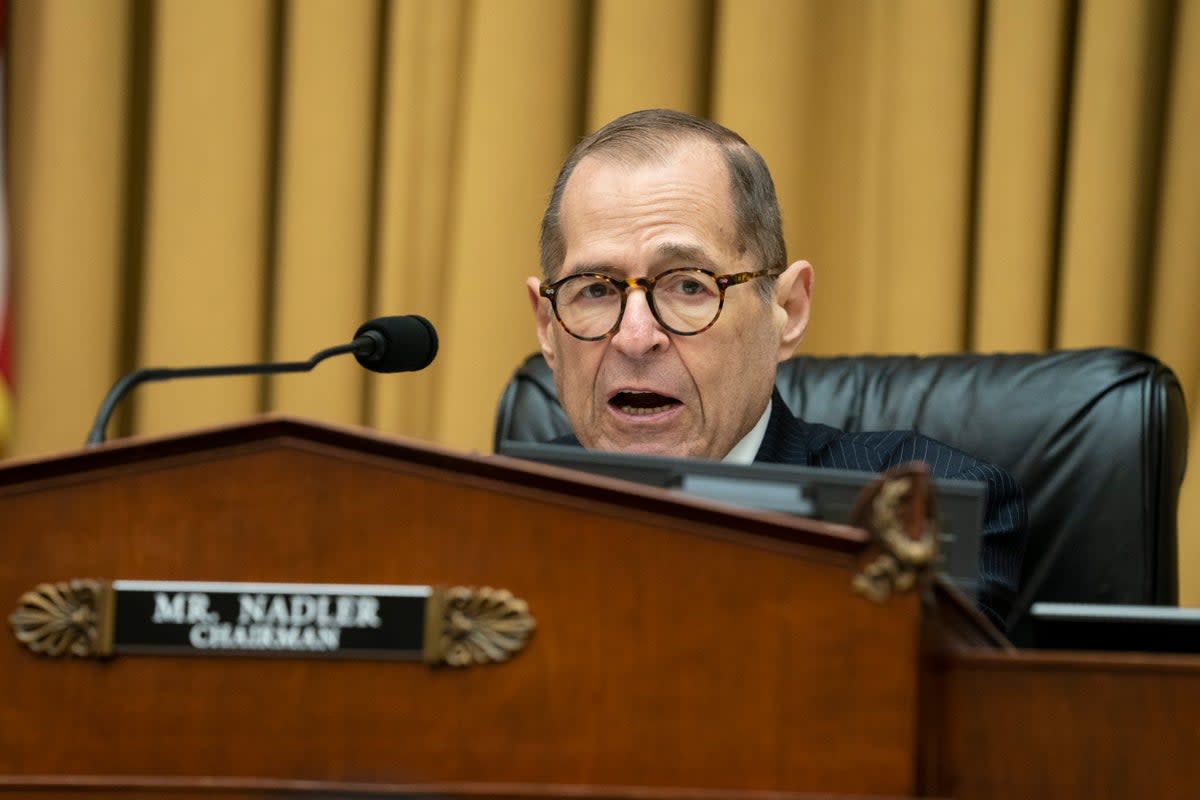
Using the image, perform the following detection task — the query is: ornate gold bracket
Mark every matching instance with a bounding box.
[850,463,938,604]
[423,586,537,668]
[8,579,115,658]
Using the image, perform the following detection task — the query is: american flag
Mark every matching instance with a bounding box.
[0,0,11,455]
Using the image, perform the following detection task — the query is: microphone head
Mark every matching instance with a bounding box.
[353,315,439,373]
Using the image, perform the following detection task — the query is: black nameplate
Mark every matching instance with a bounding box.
[112,581,428,658]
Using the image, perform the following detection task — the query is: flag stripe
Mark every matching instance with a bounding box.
[0,0,11,453]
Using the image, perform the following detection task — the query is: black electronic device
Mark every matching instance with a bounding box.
[1031,603,1200,654]
[498,440,986,599]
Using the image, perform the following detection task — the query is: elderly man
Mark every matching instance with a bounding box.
[526,109,1025,629]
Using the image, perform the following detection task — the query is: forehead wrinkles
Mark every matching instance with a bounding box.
[560,145,739,258]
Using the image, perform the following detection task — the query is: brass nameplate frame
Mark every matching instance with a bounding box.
[8,580,534,668]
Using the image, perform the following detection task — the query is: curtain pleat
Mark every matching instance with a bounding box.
[972,0,1069,352]
[367,0,467,440]
[135,0,273,436]
[588,0,710,126]
[873,0,977,354]
[791,2,893,356]
[268,0,378,423]
[1056,0,1170,349]
[8,0,130,454]
[6,0,1199,600]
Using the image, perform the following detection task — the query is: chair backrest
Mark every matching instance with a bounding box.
[495,349,1188,641]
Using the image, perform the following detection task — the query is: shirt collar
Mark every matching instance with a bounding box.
[722,399,772,464]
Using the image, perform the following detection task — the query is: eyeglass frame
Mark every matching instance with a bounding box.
[539,266,783,341]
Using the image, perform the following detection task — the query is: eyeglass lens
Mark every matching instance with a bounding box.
[555,271,721,338]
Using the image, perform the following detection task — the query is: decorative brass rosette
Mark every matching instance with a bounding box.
[9,580,115,658]
[851,464,938,604]
[424,586,536,667]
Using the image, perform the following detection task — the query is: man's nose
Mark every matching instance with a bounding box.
[611,289,669,355]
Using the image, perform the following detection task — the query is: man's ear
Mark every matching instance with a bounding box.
[773,260,814,361]
[526,276,558,369]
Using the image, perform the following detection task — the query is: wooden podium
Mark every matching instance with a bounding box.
[1,418,1197,799]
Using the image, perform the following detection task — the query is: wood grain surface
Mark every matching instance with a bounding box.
[0,419,922,797]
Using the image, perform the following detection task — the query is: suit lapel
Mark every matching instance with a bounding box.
[754,388,821,465]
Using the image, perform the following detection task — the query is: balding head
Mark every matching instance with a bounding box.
[539,109,787,301]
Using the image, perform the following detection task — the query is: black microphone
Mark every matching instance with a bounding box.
[85,314,439,447]
[352,314,438,373]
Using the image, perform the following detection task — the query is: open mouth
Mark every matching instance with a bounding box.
[609,391,681,416]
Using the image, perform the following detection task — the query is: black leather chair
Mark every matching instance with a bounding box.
[495,349,1187,643]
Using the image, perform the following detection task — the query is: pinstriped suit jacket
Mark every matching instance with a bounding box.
[554,387,1026,630]
[756,389,1026,629]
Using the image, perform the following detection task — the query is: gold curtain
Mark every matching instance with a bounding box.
[6,0,1200,603]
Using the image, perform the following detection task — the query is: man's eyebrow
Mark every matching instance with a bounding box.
[656,242,717,268]
[562,262,620,277]
[559,243,717,279]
